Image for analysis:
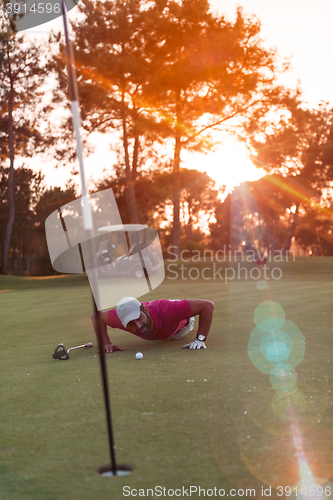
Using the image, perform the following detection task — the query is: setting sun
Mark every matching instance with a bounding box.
[182,138,267,193]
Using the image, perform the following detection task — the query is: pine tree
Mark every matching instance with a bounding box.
[0,9,49,274]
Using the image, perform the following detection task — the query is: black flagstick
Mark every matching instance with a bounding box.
[60,0,117,476]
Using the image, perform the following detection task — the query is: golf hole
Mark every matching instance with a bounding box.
[97,464,133,477]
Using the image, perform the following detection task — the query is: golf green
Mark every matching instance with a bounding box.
[1,258,333,500]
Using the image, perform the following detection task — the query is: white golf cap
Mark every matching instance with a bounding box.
[116,297,141,327]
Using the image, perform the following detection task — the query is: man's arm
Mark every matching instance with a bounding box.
[182,299,214,349]
[187,299,214,338]
[91,311,124,354]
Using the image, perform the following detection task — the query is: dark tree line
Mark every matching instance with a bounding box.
[210,102,333,257]
[0,5,54,274]
[0,164,76,275]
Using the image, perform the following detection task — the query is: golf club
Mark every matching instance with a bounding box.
[52,342,93,360]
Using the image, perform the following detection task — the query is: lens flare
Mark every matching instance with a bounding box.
[254,301,286,332]
[265,341,291,364]
[269,363,297,391]
[211,285,333,496]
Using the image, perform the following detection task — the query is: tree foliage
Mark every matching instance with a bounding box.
[33,185,77,275]
[0,165,43,274]
[0,8,51,274]
[95,166,218,250]
[51,0,291,256]
[249,100,333,252]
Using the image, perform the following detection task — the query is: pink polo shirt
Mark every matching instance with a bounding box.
[107,299,191,340]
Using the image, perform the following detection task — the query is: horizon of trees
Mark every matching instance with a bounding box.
[1,0,333,276]
[52,0,298,257]
[2,157,333,276]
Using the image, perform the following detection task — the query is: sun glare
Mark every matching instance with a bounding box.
[36,134,266,196]
[182,139,266,193]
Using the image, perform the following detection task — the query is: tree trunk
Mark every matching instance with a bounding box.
[132,134,140,181]
[26,254,31,274]
[19,238,22,276]
[283,206,299,254]
[257,213,261,255]
[172,90,182,257]
[121,92,139,223]
[22,239,25,275]
[187,199,193,241]
[132,106,140,182]
[1,52,15,275]
[272,216,279,252]
[11,245,15,275]
[172,132,182,257]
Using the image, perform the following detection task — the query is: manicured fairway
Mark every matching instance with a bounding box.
[1,258,333,500]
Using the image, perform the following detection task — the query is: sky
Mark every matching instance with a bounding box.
[23,0,333,192]
[185,0,333,190]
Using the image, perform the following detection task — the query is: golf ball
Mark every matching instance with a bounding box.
[135,352,143,360]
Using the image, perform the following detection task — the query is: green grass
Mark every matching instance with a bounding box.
[1,258,333,499]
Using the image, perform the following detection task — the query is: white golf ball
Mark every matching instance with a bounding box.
[135,352,143,360]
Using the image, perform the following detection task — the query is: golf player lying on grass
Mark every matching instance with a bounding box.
[91,296,214,353]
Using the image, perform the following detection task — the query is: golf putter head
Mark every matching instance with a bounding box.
[52,343,69,360]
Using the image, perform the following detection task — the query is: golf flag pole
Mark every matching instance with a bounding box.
[60,0,117,476]
[59,0,93,225]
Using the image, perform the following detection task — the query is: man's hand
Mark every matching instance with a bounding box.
[182,339,206,350]
[100,343,124,354]
[92,312,123,354]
